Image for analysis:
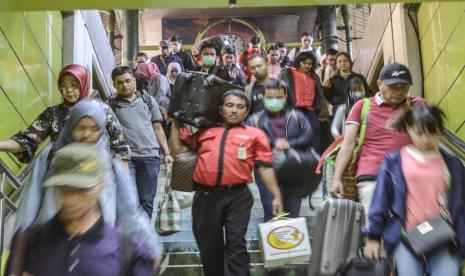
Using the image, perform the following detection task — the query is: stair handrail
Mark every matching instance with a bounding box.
[0,157,36,266]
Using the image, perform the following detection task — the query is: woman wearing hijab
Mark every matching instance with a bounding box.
[166,62,182,91]
[134,62,171,110]
[15,100,161,260]
[0,64,130,163]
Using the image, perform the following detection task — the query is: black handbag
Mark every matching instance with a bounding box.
[401,189,457,259]
[402,215,457,258]
[338,255,392,276]
[272,148,320,194]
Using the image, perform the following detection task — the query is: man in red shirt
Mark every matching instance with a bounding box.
[170,90,282,276]
[331,63,425,220]
[239,35,266,81]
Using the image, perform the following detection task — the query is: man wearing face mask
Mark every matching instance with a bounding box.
[197,43,219,73]
[248,79,313,220]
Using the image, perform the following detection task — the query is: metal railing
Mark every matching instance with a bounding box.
[0,159,33,262]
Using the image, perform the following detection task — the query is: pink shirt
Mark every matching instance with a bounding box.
[346,94,426,177]
[401,146,448,230]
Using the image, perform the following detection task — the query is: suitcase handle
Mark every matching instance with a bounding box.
[203,74,226,88]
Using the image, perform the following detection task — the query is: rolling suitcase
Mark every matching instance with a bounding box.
[308,199,365,276]
[168,72,242,127]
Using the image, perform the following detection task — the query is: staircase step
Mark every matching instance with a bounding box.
[163,250,263,266]
[160,263,308,276]
[156,167,324,275]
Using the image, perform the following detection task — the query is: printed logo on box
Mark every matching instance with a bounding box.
[267,226,304,250]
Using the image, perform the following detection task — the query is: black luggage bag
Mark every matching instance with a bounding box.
[338,254,392,276]
[169,72,242,128]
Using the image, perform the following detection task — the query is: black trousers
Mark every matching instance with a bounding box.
[192,185,254,276]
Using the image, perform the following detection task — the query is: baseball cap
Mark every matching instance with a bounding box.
[221,45,235,55]
[379,63,412,85]
[43,143,109,189]
[160,40,169,48]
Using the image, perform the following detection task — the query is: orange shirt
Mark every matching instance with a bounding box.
[291,67,316,110]
[180,125,273,186]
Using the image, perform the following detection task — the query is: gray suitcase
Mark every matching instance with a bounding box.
[308,199,365,276]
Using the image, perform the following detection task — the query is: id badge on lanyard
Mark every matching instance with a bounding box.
[237,143,247,160]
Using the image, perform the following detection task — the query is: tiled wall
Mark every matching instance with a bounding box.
[418,2,465,141]
[0,11,62,173]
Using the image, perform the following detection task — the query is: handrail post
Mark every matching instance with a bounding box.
[0,172,6,267]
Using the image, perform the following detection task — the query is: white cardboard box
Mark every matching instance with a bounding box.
[258,217,312,268]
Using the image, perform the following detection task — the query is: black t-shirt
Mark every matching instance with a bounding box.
[250,84,265,113]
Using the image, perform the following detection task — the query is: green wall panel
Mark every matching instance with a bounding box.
[21,77,48,124]
[423,56,445,105]
[420,11,443,77]
[457,125,465,141]
[24,12,48,60]
[0,91,23,172]
[0,11,62,174]
[418,2,465,143]
[0,32,23,110]
[0,92,23,140]
[0,12,25,60]
[444,70,465,132]
[438,2,464,44]
[50,31,62,80]
[49,11,62,46]
[418,2,440,39]
[22,26,47,86]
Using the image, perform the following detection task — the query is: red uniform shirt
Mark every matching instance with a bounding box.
[291,67,316,110]
[346,94,426,177]
[180,125,273,187]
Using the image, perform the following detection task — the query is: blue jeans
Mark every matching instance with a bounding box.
[253,169,273,222]
[393,242,461,276]
[298,109,320,152]
[129,156,160,219]
[278,180,303,218]
[254,170,303,220]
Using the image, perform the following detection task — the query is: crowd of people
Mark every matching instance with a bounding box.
[0,30,463,276]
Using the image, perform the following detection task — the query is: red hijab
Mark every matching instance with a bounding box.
[58,64,91,101]
[134,62,160,85]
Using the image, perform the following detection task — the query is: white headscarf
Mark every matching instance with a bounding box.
[167,62,182,84]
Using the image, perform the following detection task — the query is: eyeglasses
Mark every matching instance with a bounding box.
[59,82,80,91]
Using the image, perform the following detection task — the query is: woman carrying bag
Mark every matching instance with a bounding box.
[363,104,465,276]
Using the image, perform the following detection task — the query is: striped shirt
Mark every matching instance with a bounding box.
[250,62,282,84]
